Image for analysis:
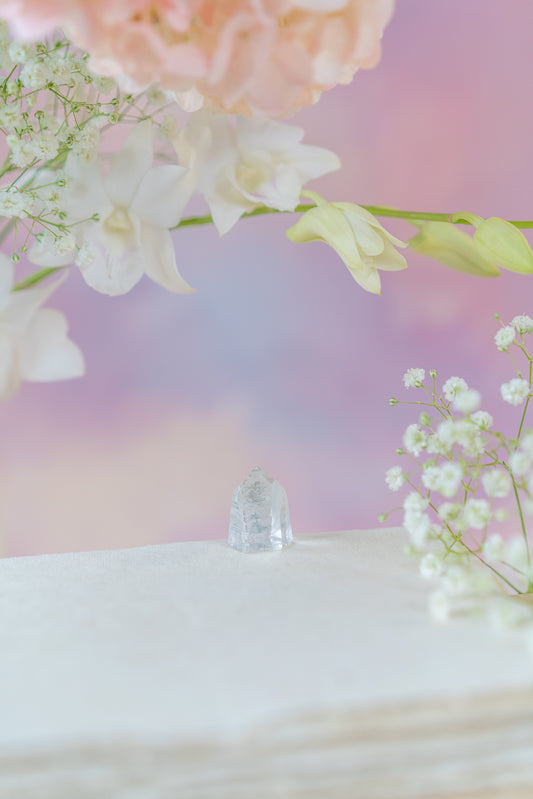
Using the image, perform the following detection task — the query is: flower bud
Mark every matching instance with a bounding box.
[409,221,500,276]
[473,217,533,274]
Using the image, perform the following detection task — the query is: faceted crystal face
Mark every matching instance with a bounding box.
[228,467,293,553]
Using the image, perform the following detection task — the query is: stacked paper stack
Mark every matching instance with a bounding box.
[1,529,532,798]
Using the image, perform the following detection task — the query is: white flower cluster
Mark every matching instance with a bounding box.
[0,24,341,396]
[383,329,533,638]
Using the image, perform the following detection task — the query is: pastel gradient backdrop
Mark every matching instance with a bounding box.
[2,0,533,556]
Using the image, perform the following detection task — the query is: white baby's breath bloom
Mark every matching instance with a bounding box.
[403,492,428,518]
[470,410,494,430]
[501,377,530,406]
[453,389,481,414]
[404,513,432,548]
[438,502,462,523]
[454,419,485,458]
[20,58,51,89]
[443,376,468,401]
[482,468,511,498]
[30,132,59,161]
[482,533,505,563]
[75,243,97,269]
[0,103,24,131]
[489,598,533,631]
[92,75,116,94]
[426,433,450,456]
[420,552,445,579]
[385,465,404,492]
[53,232,76,256]
[0,187,26,218]
[512,314,533,335]
[509,450,531,477]
[8,138,34,168]
[463,498,491,529]
[438,462,464,498]
[494,325,515,351]
[8,40,33,64]
[428,590,451,622]
[443,564,473,596]
[158,115,179,141]
[519,430,533,456]
[403,423,427,456]
[505,536,530,573]
[403,368,425,389]
[421,466,441,491]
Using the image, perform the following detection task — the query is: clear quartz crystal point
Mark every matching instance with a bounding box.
[228,467,293,553]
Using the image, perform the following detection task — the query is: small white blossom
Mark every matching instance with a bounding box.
[53,232,76,256]
[443,376,468,401]
[428,590,451,622]
[482,468,511,498]
[158,115,179,142]
[421,466,441,491]
[490,598,533,631]
[494,325,515,351]
[455,419,485,458]
[436,420,458,449]
[8,138,34,168]
[463,498,491,529]
[437,462,464,498]
[501,377,530,406]
[20,58,51,90]
[403,368,425,389]
[420,552,445,579]
[403,423,427,456]
[443,565,473,596]
[92,75,116,95]
[385,465,404,492]
[453,389,481,414]
[482,533,505,563]
[0,187,26,218]
[470,410,493,430]
[403,492,428,517]
[30,132,59,161]
[426,433,450,456]
[512,314,533,335]
[505,536,530,572]
[75,243,97,269]
[0,103,24,131]
[519,430,533,456]
[8,41,33,64]
[438,502,462,523]
[404,513,432,548]
[509,450,531,477]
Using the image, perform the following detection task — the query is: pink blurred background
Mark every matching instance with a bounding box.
[2,0,533,556]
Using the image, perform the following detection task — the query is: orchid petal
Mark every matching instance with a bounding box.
[141,226,195,294]
[18,308,85,382]
[105,120,154,208]
[132,165,194,228]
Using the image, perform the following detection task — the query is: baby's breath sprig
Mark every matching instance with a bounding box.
[0,21,181,265]
[382,314,533,637]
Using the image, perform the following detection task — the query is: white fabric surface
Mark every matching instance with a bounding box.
[1,528,533,797]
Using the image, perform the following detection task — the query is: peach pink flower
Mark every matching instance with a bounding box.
[0,0,395,116]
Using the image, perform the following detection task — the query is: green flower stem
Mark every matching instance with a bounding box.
[511,477,533,591]
[173,205,533,231]
[459,538,522,594]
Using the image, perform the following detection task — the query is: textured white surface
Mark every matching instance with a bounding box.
[1,529,533,797]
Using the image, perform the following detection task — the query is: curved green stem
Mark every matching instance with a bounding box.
[172,204,533,231]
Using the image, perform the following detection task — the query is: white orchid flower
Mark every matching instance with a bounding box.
[0,254,84,399]
[286,191,407,294]
[175,112,340,235]
[30,120,195,296]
